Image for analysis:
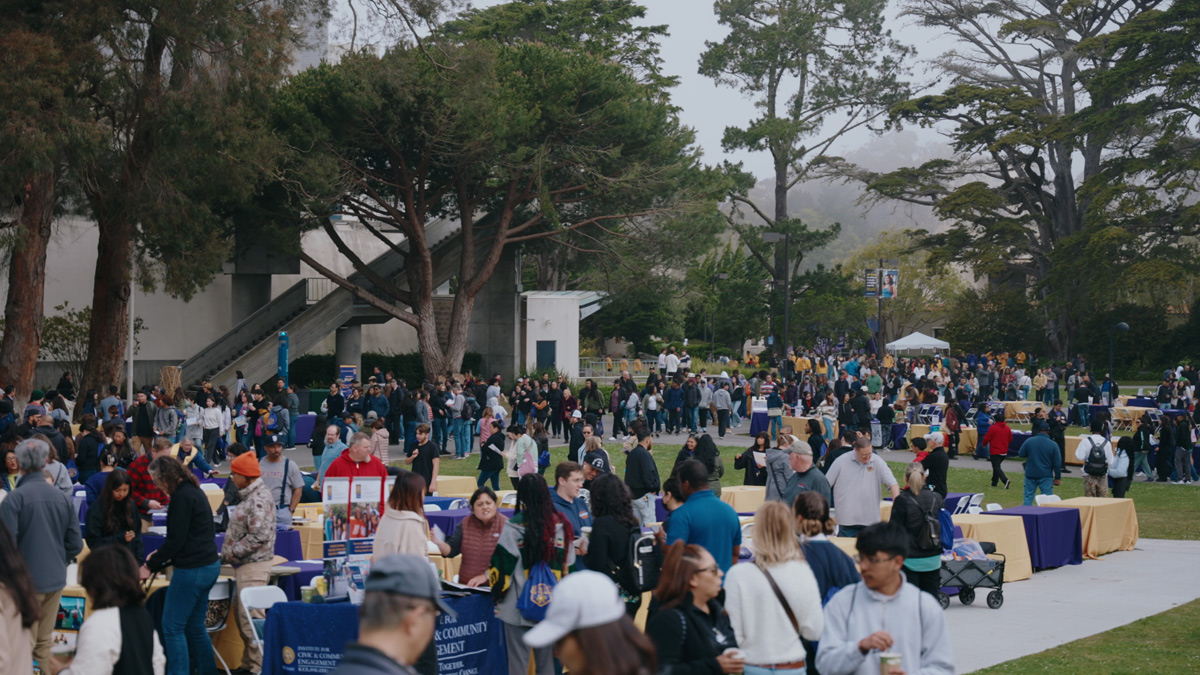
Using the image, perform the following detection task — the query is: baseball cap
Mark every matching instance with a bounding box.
[924,431,945,447]
[366,554,456,617]
[264,433,284,446]
[571,409,583,419]
[365,410,378,421]
[523,571,626,648]
[24,404,46,420]
[583,450,611,474]
[785,440,813,456]
[231,453,261,478]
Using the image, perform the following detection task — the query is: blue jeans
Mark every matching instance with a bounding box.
[404,421,418,450]
[731,401,742,427]
[452,418,469,457]
[745,666,806,675]
[433,417,449,452]
[161,560,220,675]
[769,415,782,439]
[288,423,296,448]
[838,525,864,538]
[1022,476,1054,505]
[1076,404,1090,427]
[477,470,500,489]
[686,406,699,432]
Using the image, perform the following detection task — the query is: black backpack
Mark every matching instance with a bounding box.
[460,398,478,421]
[1083,438,1109,476]
[624,530,661,593]
[915,493,942,550]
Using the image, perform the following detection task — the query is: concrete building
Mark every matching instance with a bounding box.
[521,291,603,377]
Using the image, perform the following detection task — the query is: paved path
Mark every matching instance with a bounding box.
[947,538,1200,673]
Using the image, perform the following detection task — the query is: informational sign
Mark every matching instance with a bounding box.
[52,595,85,655]
[865,269,879,297]
[881,270,899,298]
[338,364,358,398]
[322,477,351,602]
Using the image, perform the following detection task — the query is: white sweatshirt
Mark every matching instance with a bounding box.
[725,559,823,665]
[61,607,166,675]
[817,581,954,675]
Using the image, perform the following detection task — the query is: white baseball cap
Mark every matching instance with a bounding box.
[924,431,945,446]
[571,409,583,419]
[522,571,626,648]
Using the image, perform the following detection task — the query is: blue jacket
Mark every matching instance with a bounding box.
[1019,433,1062,480]
[664,387,684,410]
[550,490,592,542]
[666,490,742,573]
[366,395,390,418]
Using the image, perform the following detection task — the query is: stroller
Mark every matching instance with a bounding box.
[937,541,1006,610]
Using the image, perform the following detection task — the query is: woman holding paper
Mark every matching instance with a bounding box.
[375,470,448,560]
[734,432,770,486]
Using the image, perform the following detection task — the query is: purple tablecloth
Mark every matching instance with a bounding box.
[1007,432,1031,456]
[294,413,317,445]
[142,528,303,563]
[990,505,1083,570]
[748,411,769,436]
[943,492,971,513]
[425,508,515,538]
[277,560,324,601]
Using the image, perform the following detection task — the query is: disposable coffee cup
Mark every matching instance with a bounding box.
[722,648,744,661]
[880,652,902,675]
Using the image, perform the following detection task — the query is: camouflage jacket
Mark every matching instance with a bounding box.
[221,478,276,565]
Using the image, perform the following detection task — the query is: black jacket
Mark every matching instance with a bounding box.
[583,515,644,597]
[920,449,950,498]
[733,447,766,486]
[851,393,872,426]
[145,481,218,573]
[890,488,945,559]
[567,423,585,463]
[86,496,145,563]
[478,434,505,473]
[646,596,738,675]
[624,445,660,499]
[330,644,418,675]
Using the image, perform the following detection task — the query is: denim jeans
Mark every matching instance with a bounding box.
[162,560,220,675]
[1022,476,1054,505]
[433,417,449,452]
[745,666,805,675]
[452,418,468,457]
[769,415,782,439]
[686,406,699,432]
[731,401,743,426]
[632,493,656,526]
[477,470,500,489]
[404,421,418,450]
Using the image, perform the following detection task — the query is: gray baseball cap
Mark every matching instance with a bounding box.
[785,440,813,456]
[365,554,456,617]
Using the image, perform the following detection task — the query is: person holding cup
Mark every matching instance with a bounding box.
[815,522,953,675]
[645,541,744,674]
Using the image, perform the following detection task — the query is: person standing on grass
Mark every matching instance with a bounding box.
[825,437,900,538]
[1076,419,1114,497]
[625,428,661,526]
[1111,436,1134,498]
[477,420,506,490]
[666,459,742,573]
[888,463,945,598]
[816,523,953,675]
[1018,421,1061,504]
[981,413,1013,489]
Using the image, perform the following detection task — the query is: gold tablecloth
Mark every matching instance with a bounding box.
[1045,497,1139,559]
[720,486,766,513]
[951,513,1033,581]
[295,524,325,560]
[436,475,481,498]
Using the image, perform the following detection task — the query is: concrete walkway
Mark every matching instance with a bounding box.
[946,538,1200,673]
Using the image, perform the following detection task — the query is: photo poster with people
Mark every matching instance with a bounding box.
[865,269,879,297]
[881,269,899,298]
[322,477,351,602]
[345,476,383,603]
[52,595,86,655]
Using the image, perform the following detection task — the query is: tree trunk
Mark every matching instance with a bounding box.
[0,172,55,406]
[81,211,133,396]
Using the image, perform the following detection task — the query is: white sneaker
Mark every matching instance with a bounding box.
[609,436,617,441]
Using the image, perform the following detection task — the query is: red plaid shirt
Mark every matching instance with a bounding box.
[128,454,169,515]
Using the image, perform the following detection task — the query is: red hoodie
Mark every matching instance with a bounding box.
[982,421,1013,457]
[323,449,389,505]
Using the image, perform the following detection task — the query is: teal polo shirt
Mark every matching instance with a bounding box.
[666,490,743,573]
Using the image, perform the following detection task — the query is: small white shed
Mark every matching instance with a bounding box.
[521,291,604,377]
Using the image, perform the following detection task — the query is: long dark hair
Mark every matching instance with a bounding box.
[653,541,708,610]
[693,434,720,475]
[0,520,38,628]
[751,432,770,451]
[387,470,426,515]
[515,473,571,565]
[80,545,144,610]
[148,456,198,494]
[101,469,137,534]
[589,474,639,529]
[570,618,658,675]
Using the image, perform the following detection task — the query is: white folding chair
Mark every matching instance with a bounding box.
[964,493,985,515]
[449,498,468,510]
[985,503,1003,512]
[240,585,288,655]
[500,493,518,508]
[1034,494,1062,506]
[207,578,236,675]
[425,503,442,512]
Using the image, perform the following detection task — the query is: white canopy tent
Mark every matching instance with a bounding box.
[886,331,950,354]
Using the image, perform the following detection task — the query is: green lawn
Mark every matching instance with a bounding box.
[430,439,1200,541]
[972,599,1200,674]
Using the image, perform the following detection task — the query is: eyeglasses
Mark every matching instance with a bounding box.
[854,554,897,566]
[695,565,721,575]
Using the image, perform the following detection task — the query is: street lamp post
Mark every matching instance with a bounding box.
[762,232,789,357]
[1109,322,1130,389]
[708,273,728,360]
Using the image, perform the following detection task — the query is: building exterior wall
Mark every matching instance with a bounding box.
[523,296,580,377]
